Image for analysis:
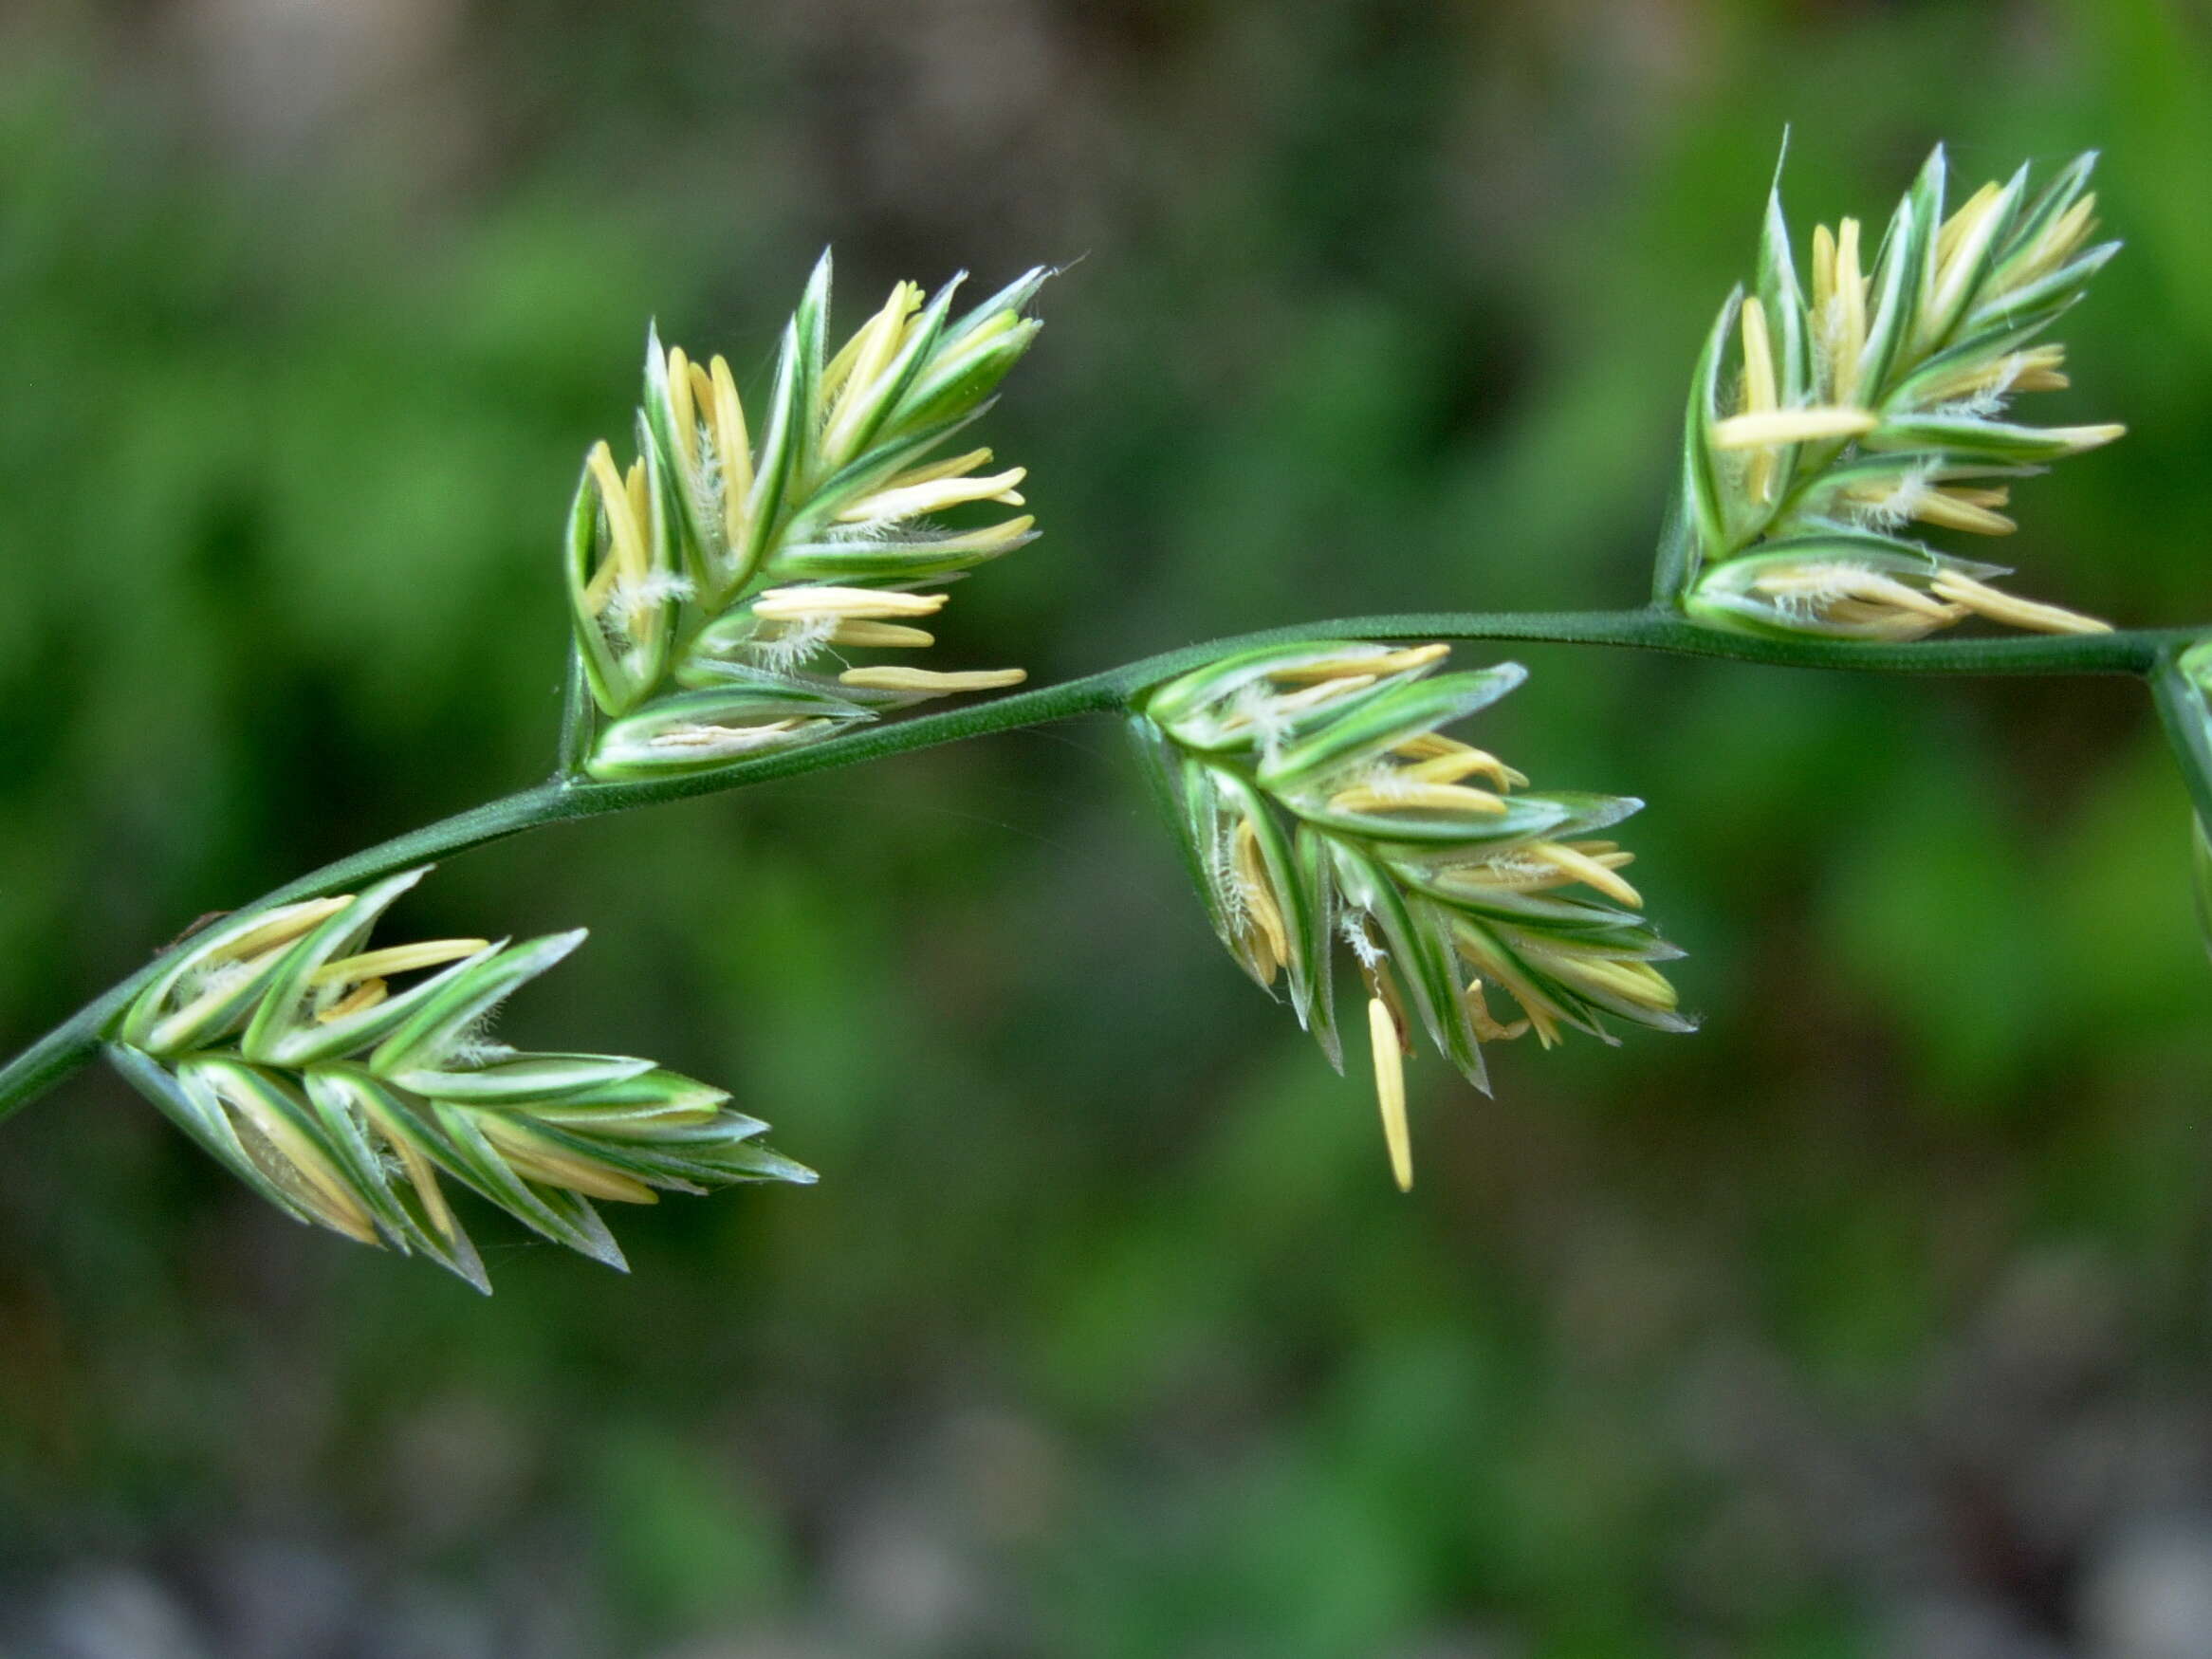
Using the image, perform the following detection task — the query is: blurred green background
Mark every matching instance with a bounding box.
[4,2,2212,1655]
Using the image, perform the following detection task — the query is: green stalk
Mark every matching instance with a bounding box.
[0,606,2191,1125]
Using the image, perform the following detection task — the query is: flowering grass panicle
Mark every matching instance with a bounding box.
[568,253,1046,779]
[1668,147,2123,641]
[1132,642,1691,1189]
[13,132,2212,1293]
[104,869,809,1291]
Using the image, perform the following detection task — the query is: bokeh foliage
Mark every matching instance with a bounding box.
[4,2,2212,1654]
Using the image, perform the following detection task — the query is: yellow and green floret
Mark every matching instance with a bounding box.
[566,251,1046,780]
[101,869,809,1291]
[1668,146,2123,640]
[1131,643,1691,1190]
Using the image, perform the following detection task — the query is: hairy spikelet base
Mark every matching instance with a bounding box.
[105,869,811,1291]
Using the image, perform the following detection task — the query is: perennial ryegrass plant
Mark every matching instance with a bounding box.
[6,142,2207,1289]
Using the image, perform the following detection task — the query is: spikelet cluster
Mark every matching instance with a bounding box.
[567,254,1047,779]
[1669,147,2123,641]
[105,870,809,1290]
[1132,642,1691,1189]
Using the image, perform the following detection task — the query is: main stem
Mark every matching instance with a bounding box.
[0,605,2191,1124]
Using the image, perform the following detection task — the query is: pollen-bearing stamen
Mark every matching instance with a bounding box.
[1227,817,1289,983]
[753,585,949,621]
[1928,569,2113,635]
[1367,997,1413,1192]
[837,666,1028,694]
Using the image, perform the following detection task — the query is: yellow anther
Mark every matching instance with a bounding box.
[835,468,1028,525]
[1739,296,1778,412]
[666,345,699,470]
[1392,733,1462,761]
[821,283,926,464]
[209,897,353,966]
[374,1106,461,1241]
[1231,818,1287,983]
[1926,572,2113,635]
[826,620,936,649]
[1327,783,1509,817]
[659,343,757,554]
[1367,644,1454,676]
[1366,996,1412,1193]
[309,939,490,987]
[1944,485,2011,509]
[1711,407,1878,449]
[884,447,996,490]
[1937,181,2003,266]
[707,355,754,544]
[1908,488,2016,536]
[1230,676,1375,726]
[1842,476,2016,536]
[754,585,948,620]
[1465,980,1529,1043]
[1451,924,1565,1048]
[1750,566,1922,611]
[582,559,618,614]
[1751,563,1961,622]
[1908,343,2069,408]
[1439,841,1633,897]
[1402,746,1526,790]
[1925,179,2017,351]
[625,458,649,544]
[585,441,650,593]
[1547,953,1679,1013]
[1837,601,1970,638]
[213,1077,380,1244]
[1527,842,1643,909]
[1738,296,1780,503]
[1268,644,1449,683]
[476,1117,657,1205]
[315,979,389,1023]
[821,282,924,405]
[837,667,1028,693]
[2014,194,2099,287]
[1831,216,1866,404]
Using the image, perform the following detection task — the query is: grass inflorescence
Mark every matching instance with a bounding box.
[1667,146,2124,642]
[567,254,1049,780]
